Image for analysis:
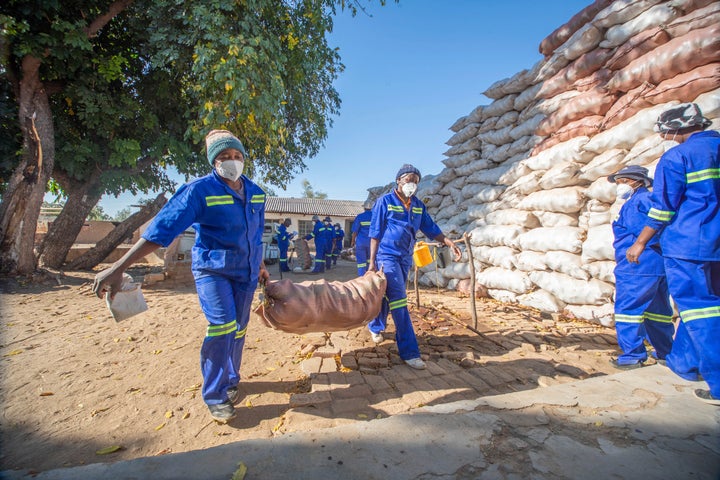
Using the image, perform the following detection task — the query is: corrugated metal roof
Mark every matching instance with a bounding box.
[265,197,364,217]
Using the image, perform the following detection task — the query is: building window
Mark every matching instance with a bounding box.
[298,220,313,238]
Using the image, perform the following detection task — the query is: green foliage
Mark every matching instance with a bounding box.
[113,207,133,222]
[87,204,111,221]
[301,178,327,199]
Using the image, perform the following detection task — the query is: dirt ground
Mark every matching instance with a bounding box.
[0,258,631,474]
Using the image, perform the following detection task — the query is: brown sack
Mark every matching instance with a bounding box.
[645,63,720,105]
[538,49,615,99]
[253,271,387,334]
[531,116,604,156]
[539,0,613,56]
[537,87,618,137]
[602,83,655,130]
[606,25,720,93]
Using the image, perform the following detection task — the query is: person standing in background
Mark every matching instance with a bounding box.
[276,218,294,273]
[321,216,335,270]
[607,165,674,370]
[331,222,344,266]
[305,215,326,274]
[626,103,720,406]
[351,201,373,276]
[368,164,462,369]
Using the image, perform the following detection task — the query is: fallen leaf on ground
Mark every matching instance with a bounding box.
[232,462,248,480]
[96,446,123,455]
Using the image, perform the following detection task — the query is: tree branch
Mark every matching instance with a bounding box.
[84,0,135,38]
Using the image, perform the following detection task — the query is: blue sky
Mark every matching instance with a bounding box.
[99,0,590,217]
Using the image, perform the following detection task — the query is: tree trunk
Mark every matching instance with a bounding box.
[66,194,166,271]
[37,173,103,269]
[0,56,55,275]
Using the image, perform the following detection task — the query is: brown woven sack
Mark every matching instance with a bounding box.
[253,271,387,334]
[645,63,720,105]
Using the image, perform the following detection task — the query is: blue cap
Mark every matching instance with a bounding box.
[608,165,652,187]
[396,164,421,181]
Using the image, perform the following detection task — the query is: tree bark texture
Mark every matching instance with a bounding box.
[66,193,166,271]
[0,56,55,275]
[37,171,103,269]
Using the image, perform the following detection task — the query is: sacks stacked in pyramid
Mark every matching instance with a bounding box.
[418,0,720,326]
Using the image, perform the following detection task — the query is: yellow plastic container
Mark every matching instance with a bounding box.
[413,241,434,268]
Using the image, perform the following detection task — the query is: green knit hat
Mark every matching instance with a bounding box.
[205,129,247,165]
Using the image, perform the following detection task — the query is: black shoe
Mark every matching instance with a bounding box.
[208,402,236,422]
[610,358,644,370]
[655,358,667,366]
[227,386,240,404]
[693,389,720,406]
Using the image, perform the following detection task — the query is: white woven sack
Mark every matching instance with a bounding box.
[600,3,680,48]
[514,251,547,272]
[509,113,545,140]
[487,289,519,304]
[533,211,579,227]
[514,83,542,112]
[455,158,494,177]
[580,210,613,230]
[539,162,583,190]
[467,104,485,123]
[446,123,480,146]
[534,51,571,83]
[509,171,544,195]
[470,225,526,248]
[495,110,520,129]
[586,198,611,213]
[523,89,580,120]
[449,115,468,133]
[583,261,616,283]
[436,167,456,183]
[476,115,499,134]
[466,203,494,220]
[518,186,587,214]
[584,102,679,153]
[564,303,615,327]
[544,250,590,280]
[442,149,481,168]
[523,137,592,171]
[517,290,566,313]
[469,185,506,205]
[529,271,614,305]
[440,262,471,280]
[481,94,518,120]
[474,246,516,270]
[476,267,533,294]
[624,136,676,167]
[593,0,665,29]
[445,136,482,157]
[477,124,514,146]
[419,271,449,288]
[585,176,617,203]
[694,87,720,119]
[517,227,585,253]
[579,149,629,182]
[485,209,540,228]
[582,224,615,262]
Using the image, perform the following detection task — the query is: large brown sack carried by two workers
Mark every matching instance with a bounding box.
[254,271,387,334]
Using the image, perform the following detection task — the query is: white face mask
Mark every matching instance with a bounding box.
[401,182,417,197]
[216,160,244,182]
[615,183,635,200]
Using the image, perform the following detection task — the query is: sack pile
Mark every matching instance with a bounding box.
[413,0,720,326]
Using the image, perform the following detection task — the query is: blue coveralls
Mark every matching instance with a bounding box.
[305,220,326,273]
[368,191,442,361]
[276,223,292,272]
[332,226,344,266]
[645,130,720,397]
[612,186,674,365]
[142,171,265,406]
[320,222,335,270]
[352,210,372,275]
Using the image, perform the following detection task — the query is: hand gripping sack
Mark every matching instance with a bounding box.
[253,271,387,334]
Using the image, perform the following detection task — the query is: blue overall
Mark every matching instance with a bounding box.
[320,222,335,270]
[645,130,720,396]
[612,186,674,365]
[276,224,292,272]
[352,210,372,275]
[305,220,326,273]
[142,171,265,405]
[332,227,344,265]
[368,191,442,361]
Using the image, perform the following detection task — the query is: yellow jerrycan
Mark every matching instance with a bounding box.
[413,241,434,268]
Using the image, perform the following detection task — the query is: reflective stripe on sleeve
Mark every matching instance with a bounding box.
[686,168,720,184]
[648,208,675,222]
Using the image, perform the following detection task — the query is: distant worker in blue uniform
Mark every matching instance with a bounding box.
[276,218,295,272]
[367,164,462,369]
[305,215,326,273]
[321,216,335,270]
[626,103,720,406]
[331,223,344,266]
[351,200,373,276]
[607,165,674,370]
[93,129,270,422]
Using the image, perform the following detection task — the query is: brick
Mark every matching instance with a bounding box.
[327,371,349,386]
[358,356,390,369]
[300,357,322,375]
[436,357,463,373]
[319,357,337,373]
[313,345,340,358]
[466,367,505,387]
[330,396,371,414]
[343,370,365,386]
[453,369,491,393]
[288,391,332,408]
[363,374,393,393]
[330,384,372,400]
[425,361,449,376]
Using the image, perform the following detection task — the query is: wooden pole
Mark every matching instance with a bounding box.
[414,265,420,307]
[463,232,478,330]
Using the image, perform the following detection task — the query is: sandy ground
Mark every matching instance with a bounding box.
[0,258,627,474]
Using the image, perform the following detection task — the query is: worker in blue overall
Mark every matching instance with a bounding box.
[351,201,373,275]
[607,165,674,369]
[321,216,335,270]
[276,218,294,272]
[305,215,326,273]
[367,164,462,369]
[626,103,720,406]
[331,223,344,266]
[93,129,270,422]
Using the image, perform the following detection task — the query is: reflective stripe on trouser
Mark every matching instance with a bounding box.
[279,244,290,271]
[664,258,720,397]
[312,243,326,273]
[367,253,420,360]
[195,275,256,405]
[356,243,371,276]
[613,273,674,363]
